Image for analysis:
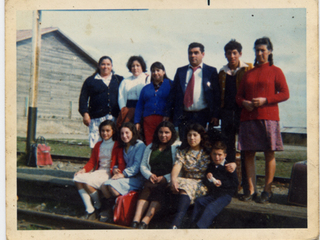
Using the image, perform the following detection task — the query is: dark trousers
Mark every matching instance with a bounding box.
[191,194,232,229]
[221,108,248,194]
[178,108,210,140]
[220,108,240,162]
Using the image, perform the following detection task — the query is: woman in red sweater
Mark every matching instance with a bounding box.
[236,37,289,203]
[73,120,125,220]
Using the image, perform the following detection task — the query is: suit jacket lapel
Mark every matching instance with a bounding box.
[180,66,189,93]
[202,64,209,89]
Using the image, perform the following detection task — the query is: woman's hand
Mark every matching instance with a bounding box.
[83,113,91,127]
[252,97,267,108]
[149,174,158,184]
[170,179,180,194]
[242,100,254,112]
[111,173,125,180]
[206,172,213,180]
[225,162,237,173]
[74,168,85,177]
[135,123,141,132]
[155,176,165,184]
[113,168,121,175]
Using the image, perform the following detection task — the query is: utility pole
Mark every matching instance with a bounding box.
[26,10,42,156]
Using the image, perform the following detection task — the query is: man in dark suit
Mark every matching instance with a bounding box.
[164,42,220,140]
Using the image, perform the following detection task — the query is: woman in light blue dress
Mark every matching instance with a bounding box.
[100,122,146,212]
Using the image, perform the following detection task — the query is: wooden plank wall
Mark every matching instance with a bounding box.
[16,32,96,120]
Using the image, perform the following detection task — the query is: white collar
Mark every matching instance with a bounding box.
[131,72,147,80]
[95,73,113,81]
[215,159,226,167]
[220,60,248,76]
[188,62,203,69]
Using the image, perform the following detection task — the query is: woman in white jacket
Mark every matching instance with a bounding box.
[131,121,180,229]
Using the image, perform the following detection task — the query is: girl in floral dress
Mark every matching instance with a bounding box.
[170,123,211,229]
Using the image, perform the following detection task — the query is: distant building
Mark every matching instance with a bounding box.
[17,27,97,120]
[281,127,307,146]
[17,27,97,136]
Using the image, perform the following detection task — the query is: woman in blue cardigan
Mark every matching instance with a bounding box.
[134,62,173,145]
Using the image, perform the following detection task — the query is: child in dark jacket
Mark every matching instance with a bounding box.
[190,141,239,228]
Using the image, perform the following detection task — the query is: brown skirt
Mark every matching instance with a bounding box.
[238,120,284,151]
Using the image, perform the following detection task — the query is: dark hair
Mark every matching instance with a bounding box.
[150,62,169,82]
[118,122,139,148]
[188,42,205,53]
[150,121,177,151]
[99,120,117,141]
[211,141,227,154]
[254,37,273,66]
[93,56,113,76]
[126,56,147,73]
[224,39,242,54]
[179,123,210,153]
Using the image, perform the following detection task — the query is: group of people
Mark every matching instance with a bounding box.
[75,36,290,228]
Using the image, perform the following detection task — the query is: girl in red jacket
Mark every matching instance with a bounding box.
[73,120,125,220]
[236,37,289,203]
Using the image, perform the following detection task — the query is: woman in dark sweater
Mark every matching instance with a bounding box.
[79,56,123,148]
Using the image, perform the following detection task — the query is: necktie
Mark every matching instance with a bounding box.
[184,66,200,108]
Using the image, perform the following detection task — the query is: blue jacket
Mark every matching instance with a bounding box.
[79,74,123,119]
[134,78,173,123]
[164,64,220,126]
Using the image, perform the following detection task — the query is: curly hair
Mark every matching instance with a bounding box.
[126,55,147,73]
[178,123,210,153]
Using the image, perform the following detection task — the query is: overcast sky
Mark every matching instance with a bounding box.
[16,8,306,128]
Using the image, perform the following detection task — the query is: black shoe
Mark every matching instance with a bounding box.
[131,221,139,228]
[258,191,273,204]
[239,192,257,202]
[82,210,97,220]
[99,208,113,222]
[139,222,148,229]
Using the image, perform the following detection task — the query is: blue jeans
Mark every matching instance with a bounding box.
[191,194,232,228]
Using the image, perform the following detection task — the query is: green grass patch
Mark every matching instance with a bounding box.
[17,137,91,158]
[255,159,297,178]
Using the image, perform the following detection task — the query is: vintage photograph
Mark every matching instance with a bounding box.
[6,0,318,239]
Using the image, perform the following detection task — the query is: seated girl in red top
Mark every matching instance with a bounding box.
[73,120,125,220]
[235,37,289,203]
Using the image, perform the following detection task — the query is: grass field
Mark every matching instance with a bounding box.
[17,137,307,178]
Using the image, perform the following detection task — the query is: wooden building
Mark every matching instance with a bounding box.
[17,27,98,136]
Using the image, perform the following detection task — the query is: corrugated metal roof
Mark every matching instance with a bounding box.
[281,127,307,134]
[16,27,58,42]
[16,27,97,66]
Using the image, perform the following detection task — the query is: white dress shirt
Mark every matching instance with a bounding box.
[118,72,149,109]
[184,63,207,111]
